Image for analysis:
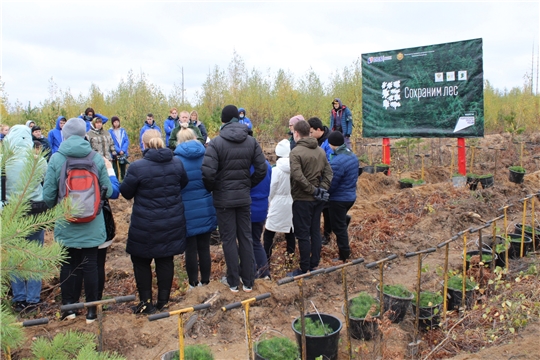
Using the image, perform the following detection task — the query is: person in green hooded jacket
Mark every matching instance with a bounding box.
[43,118,113,324]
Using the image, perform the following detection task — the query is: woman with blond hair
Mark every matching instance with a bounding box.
[120,129,189,314]
[189,110,208,143]
[173,124,217,288]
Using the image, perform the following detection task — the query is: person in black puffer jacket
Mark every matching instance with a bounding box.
[202,105,267,293]
[120,129,189,314]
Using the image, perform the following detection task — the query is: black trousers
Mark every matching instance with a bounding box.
[263,228,296,258]
[185,232,212,287]
[292,200,325,272]
[329,201,355,260]
[60,247,99,305]
[216,206,254,288]
[130,255,174,301]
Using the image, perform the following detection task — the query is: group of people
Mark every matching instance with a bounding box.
[3,98,357,320]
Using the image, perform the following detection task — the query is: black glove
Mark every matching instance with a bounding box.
[313,187,330,202]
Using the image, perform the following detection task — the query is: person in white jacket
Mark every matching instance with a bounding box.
[263,139,296,260]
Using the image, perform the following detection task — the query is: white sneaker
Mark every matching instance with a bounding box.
[243,285,253,293]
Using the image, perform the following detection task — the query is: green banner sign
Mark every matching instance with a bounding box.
[362,38,484,138]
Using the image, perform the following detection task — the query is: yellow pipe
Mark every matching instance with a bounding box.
[443,244,449,328]
[532,197,536,251]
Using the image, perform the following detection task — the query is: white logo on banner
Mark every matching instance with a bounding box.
[454,114,475,133]
[381,80,401,110]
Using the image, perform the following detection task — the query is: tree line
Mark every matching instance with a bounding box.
[1,52,539,146]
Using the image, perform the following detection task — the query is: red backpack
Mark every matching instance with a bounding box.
[58,151,101,223]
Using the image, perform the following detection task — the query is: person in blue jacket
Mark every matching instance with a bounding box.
[47,116,66,154]
[79,107,108,132]
[139,113,161,150]
[330,98,353,149]
[238,107,253,130]
[108,116,130,181]
[327,131,358,262]
[173,124,217,288]
[250,160,272,279]
[164,108,179,147]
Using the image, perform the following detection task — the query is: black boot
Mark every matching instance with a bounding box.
[86,306,97,324]
[132,291,155,315]
[156,289,170,312]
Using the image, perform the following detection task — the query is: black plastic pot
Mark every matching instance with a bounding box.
[362,165,375,174]
[418,314,441,332]
[375,165,389,175]
[467,177,479,190]
[507,233,533,258]
[513,223,540,245]
[342,303,379,341]
[377,285,414,323]
[478,176,494,189]
[464,249,496,269]
[358,166,363,177]
[446,286,474,310]
[292,313,342,360]
[399,180,413,189]
[161,350,177,360]
[412,302,441,319]
[509,169,525,184]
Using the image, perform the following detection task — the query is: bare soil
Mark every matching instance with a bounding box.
[11,134,540,359]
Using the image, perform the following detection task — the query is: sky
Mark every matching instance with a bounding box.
[1,1,539,108]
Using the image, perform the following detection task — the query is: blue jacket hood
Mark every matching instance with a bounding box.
[174,140,205,160]
[238,107,246,115]
[333,98,343,108]
[56,116,66,130]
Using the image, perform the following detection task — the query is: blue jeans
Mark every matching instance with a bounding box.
[11,230,45,304]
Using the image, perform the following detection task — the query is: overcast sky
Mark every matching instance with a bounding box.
[1,1,539,107]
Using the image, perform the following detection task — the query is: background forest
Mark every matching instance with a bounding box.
[1,53,539,145]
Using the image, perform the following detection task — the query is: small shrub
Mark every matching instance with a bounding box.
[171,345,214,360]
[294,317,333,336]
[413,291,443,307]
[447,275,477,290]
[509,165,526,173]
[400,178,425,185]
[255,336,298,360]
[382,284,412,298]
[349,292,380,318]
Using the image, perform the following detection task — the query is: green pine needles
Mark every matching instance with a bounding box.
[255,336,299,360]
[170,345,214,360]
[293,317,333,336]
[349,292,380,318]
[0,142,71,355]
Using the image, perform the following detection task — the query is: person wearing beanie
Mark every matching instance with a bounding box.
[263,139,296,261]
[31,125,51,161]
[326,131,358,262]
[48,116,67,154]
[108,116,130,181]
[139,113,161,151]
[79,107,109,132]
[43,117,114,324]
[202,104,267,293]
[330,98,353,148]
[87,117,117,161]
[288,115,305,150]
[168,110,204,150]
[237,107,253,130]
[287,120,332,277]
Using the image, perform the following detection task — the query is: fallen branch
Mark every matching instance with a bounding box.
[422,313,471,360]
